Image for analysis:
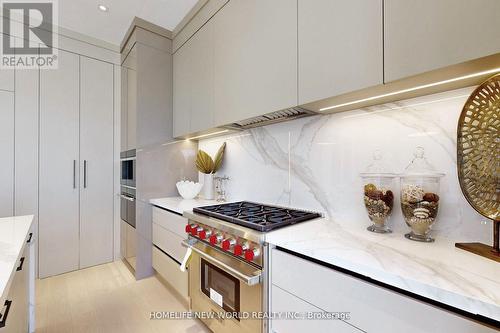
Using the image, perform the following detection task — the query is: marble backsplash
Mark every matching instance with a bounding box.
[198,86,494,243]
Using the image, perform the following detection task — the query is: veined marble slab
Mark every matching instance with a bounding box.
[198,86,494,243]
[0,215,34,306]
[150,196,218,215]
[265,218,500,322]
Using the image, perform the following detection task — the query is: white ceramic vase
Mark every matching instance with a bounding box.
[202,173,214,200]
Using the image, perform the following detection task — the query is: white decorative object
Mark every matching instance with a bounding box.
[176,180,203,200]
[202,173,214,200]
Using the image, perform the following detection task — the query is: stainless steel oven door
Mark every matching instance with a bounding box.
[183,240,263,333]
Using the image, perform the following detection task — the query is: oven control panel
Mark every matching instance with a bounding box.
[185,222,263,267]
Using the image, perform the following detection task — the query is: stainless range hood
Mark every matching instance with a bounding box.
[222,106,317,131]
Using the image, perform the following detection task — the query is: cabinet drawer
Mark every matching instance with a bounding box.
[271,249,496,333]
[152,207,186,237]
[271,285,356,333]
[152,246,188,301]
[0,246,29,332]
[152,223,185,263]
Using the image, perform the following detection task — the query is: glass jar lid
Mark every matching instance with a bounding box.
[360,150,397,178]
[401,147,445,178]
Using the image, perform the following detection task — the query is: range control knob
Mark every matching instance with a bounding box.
[222,238,236,251]
[245,248,261,261]
[199,229,212,240]
[209,234,223,245]
[233,243,249,256]
[191,226,203,237]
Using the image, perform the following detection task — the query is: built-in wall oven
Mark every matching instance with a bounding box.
[120,149,136,269]
[120,149,136,187]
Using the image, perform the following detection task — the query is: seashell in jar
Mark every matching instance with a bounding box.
[413,207,430,219]
[367,190,384,200]
[364,183,377,194]
[423,192,440,203]
[402,184,425,203]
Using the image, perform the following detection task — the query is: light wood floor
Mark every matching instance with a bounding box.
[36,260,211,333]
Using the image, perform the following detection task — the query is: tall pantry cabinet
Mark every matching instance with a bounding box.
[39,50,114,278]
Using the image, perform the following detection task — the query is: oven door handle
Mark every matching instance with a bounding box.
[181,240,262,286]
[120,194,135,202]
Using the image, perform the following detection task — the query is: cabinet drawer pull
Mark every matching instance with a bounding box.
[16,257,25,271]
[27,232,33,243]
[0,300,12,328]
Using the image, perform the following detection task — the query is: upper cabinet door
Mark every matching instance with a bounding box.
[120,67,128,152]
[213,0,297,126]
[79,56,114,269]
[190,21,215,134]
[384,0,500,82]
[173,40,192,138]
[298,0,383,105]
[173,20,215,138]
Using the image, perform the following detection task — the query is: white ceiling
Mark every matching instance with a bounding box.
[58,0,198,46]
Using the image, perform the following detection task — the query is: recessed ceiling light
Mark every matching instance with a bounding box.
[98,4,108,12]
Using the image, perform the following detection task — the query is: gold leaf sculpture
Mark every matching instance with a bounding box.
[213,142,227,173]
[196,142,226,174]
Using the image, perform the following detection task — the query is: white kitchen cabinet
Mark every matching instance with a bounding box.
[190,21,214,134]
[384,0,500,82]
[298,0,383,104]
[271,249,497,333]
[79,56,114,269]
[120,67,128,152]
[271,285,357,333]
[173,19,215,138]
[0,91,14,218]
[40,50,115,278]
[122,45,137,150]
[39,49,80,278]
[14,69,39,220]
[127,68,137,150]
[0,68,14,92]
[213,0,297,126]
[0,247,29,333]
[172,40,191,138]
[152,246,188,301]
[151,207,189,299]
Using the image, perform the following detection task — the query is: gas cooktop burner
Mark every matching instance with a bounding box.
[193,201,321,232]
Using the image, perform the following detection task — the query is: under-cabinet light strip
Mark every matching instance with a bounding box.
[186,130,229,140]
[319,67,500,112]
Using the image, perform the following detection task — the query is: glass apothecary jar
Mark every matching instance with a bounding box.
[360,151,397,234]
[400,147,444,242]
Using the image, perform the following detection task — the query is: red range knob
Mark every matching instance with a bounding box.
[209,234,223,245]
[233,243,249,256]
[222,239,236,251]
[199,229,212,240]
[185,224,191,233]
[191,226,202,236]
[245,248,260,261]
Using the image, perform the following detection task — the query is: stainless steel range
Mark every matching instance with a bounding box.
[182,201,321,333]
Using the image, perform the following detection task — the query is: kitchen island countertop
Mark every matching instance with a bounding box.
[0,215,34,306]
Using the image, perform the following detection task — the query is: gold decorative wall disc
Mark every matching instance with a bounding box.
[457,74,499,220]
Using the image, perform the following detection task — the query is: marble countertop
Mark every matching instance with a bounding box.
[265,218,500,322]
[0,215,34,305]
[150,196,218,215]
